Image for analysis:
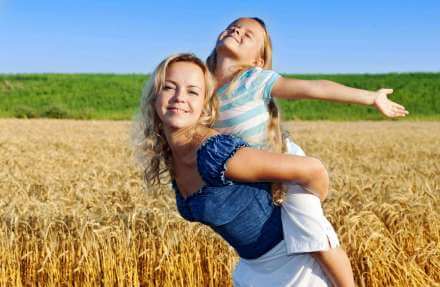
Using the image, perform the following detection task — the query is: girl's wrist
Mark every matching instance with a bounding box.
[365,90,378,106]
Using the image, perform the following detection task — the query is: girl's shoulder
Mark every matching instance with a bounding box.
[241,67,280,84]
[243,66,264,78]
[217,67,280,97]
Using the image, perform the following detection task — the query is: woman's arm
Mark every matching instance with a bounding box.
[225,148,329,200]
[271,77,409,118]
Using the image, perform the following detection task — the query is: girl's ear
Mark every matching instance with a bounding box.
[254,57,264,68]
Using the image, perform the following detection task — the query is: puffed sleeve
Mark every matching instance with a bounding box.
[197,134,250,186]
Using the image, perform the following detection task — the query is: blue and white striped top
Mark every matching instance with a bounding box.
[214,67,281,148]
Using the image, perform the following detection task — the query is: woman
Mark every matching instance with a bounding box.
[133,53,354,286]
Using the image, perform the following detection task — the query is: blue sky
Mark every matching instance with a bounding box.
[1,0,439,74]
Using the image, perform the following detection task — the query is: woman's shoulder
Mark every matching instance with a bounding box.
[198,133,247,152]
[178,126,218,150]
[197,134,249,186]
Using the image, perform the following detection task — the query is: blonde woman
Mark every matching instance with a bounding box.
[134,53,354,286]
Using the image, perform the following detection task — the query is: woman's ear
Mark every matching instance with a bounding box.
[254,57,264,68]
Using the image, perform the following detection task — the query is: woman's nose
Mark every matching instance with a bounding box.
[173,89,186,102]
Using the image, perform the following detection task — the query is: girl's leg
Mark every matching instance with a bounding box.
[283,138,354,286]
[313,248,355,287]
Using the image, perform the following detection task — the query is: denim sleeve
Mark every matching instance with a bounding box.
[197,134,250,186]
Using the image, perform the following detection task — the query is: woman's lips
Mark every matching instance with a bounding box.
[167,107,188,113]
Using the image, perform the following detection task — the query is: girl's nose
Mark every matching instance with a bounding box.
[230,26,241,35]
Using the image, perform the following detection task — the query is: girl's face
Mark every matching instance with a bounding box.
[216,18,265,66]
[155,61,206,131]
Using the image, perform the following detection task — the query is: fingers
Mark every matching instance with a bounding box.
[390,104,409,117]
[376,88,409,117]
[387,99,407,111]
[379,88,394,95]
[393,102,406,110]
[393,103,409,113]
[379,89,409,117]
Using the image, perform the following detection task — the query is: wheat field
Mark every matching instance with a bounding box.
[0,119,439,286]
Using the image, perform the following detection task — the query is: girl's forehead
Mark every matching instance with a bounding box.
[229,18,264,31]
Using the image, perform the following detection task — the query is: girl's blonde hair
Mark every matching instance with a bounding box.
[207,17,286,203]
[133,53,217,186]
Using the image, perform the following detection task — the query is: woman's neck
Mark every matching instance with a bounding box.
[165,126,197,163]
[164,125,214,165]
[165,125,214,198]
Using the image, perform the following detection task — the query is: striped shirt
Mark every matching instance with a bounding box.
[214,67,281,148]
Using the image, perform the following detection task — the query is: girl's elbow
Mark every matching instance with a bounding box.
[310,158,327,177]
[309,158,329,200]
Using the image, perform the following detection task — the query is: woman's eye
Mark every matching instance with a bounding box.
[189,90,199,96]
[163,85,174,90]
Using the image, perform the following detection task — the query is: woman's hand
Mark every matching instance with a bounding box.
[372,89,409,118]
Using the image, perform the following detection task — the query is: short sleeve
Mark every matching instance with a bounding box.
[249,68,280,102]
[197,134,250,186]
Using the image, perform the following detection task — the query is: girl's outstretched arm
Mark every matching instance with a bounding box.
[225,148,329,200]
[271,77,409,118]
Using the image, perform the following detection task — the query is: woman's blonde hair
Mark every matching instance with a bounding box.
[207,17,286,203]
[133,53,217,187]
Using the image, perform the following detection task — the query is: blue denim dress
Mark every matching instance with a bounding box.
[173,134,283,259]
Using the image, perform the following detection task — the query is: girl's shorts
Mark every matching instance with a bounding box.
[233,239,331,287]
[281,139,340,254]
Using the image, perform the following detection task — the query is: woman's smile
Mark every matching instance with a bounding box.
[167,106,189,113]
[154,61,206,130]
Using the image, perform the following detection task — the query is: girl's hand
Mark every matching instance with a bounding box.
[373,89,409,118]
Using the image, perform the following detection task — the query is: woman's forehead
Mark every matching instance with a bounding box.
[165,61,205,88]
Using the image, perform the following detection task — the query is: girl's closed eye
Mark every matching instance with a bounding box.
[226,26,235,33]
[188,89,200,96]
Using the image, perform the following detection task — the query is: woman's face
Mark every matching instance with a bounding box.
[155,61,206,131]
[216,18,265,66]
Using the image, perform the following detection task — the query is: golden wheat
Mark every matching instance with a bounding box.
[0,119,439,286]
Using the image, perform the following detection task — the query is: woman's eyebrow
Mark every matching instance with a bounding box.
[164,80,176,85]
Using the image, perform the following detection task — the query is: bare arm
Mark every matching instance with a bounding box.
[225,147,329,200]
[313,248,355,287]
[271,77,409,118]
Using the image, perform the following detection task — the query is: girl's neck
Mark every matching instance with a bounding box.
[214,54,249,89]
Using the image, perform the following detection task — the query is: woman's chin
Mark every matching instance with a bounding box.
[165,121,196,131]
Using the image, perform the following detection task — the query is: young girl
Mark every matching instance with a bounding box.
[206,17,407,286]
[135,53,351,286]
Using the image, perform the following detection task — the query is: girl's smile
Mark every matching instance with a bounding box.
[215,18,266,67]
